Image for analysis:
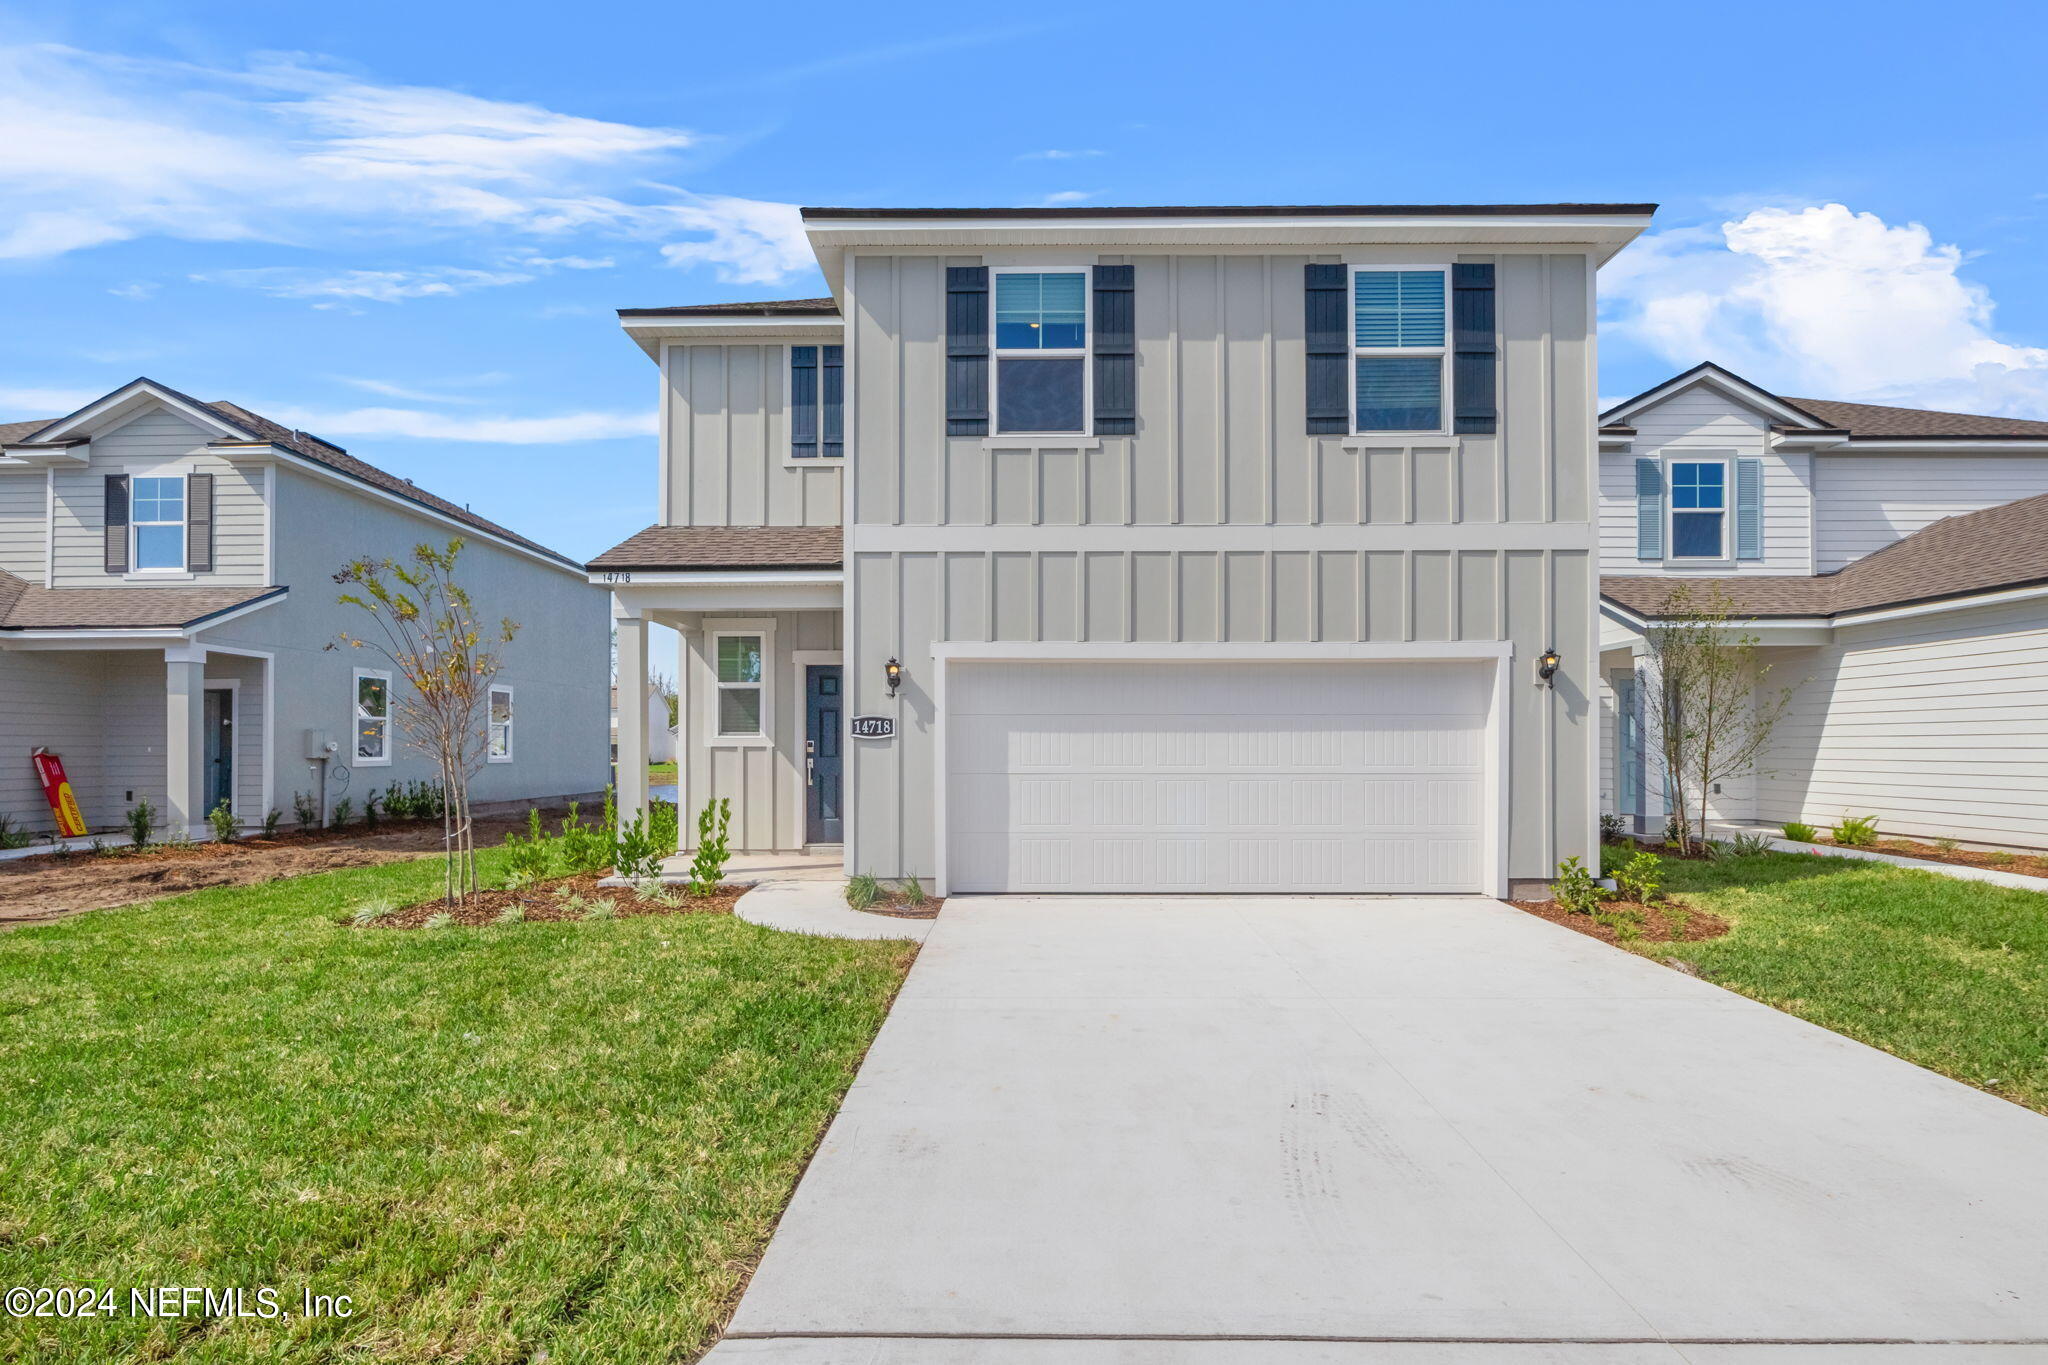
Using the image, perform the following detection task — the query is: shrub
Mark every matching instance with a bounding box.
[261,808,283,838]
[206,799,237,844]
[1728,831,1775,857]
[0,813,32,850]
[363,789,382,830]
[1599,812,1630,842]
[1934,836,1960,853]
[1984,849,2018,867]
[493,903,525,926]
[582,898,618,921]
[651,799,681,858]
[422,911,454,929]
[1832,813,1879,847]
[501,809,556,883]
[330,797,355,829]
[611,812,665,882]
[845,872,880,912]
[900,877,928,907]
[685,798,731,895]
[1615,850,1662,904]
[1781,821,1819,844]
[125,797,156,849]
[1552,856,1603,915]
[293,791,319,832]
[350,898,396,927]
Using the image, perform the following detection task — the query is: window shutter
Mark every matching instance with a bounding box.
[790,345,819,459]
[186,472,215,573]
[1635,459,1664,561]
[103,474,129,575]
[946,266,989,436]
[1735,458,1763,560]
[1451,263,1497,435]
[1304,264,1348,434]
[1092,264,1135,435]
[822,345,844,459]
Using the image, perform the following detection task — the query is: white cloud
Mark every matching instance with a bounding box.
[0,43,812,286]
[1018,149,1104,161]
[260,404,657,444]
[0,386,102,416]
[107,282,158,300]
[198,266,536,303]
[332,376,496,404]
[1031,190,1098,207]
[1604,203,2048,416]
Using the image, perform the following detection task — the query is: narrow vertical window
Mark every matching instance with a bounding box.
[131,475,187,570]
[354,669,392,765]
[488,685,514,762]
[1351,270,1447,433]
[993,270,1088,435]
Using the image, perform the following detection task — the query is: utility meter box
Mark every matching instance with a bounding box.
[303,729,339,761]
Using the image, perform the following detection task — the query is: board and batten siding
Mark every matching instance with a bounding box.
[1754,598,2048,849]
[50,409,268,588]
[1813,454,2048,572]
[0,470,47,579]
[664,343,842,527]
[1597,385,1812,575]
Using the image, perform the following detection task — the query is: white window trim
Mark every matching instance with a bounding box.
[1348,264,1452,439]
[130,471,189,575]
[989,265,1093,440]
[1666,456,1732,562]
[352,666,394,768]
[784,342,847,467]
[487,683,515,763]
[707,624,775,749]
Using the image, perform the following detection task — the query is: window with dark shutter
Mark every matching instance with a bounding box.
[1092,264,1135,435]
[1304,264,1348,434]
[946,267,990,436]
[993,271,1088,435]
[1451,263,1497,435]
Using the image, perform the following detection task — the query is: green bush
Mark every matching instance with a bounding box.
[499,802,618,884]
[330,797,355,829]
[1599,812,1629,841]
[125,797,156,849]
[1615,850,1662,904]
[1552,856,1603,915]
[1833,813,1880,847]
[1728,831,1776,857]
[0,813,33,850]
[845,872,880,912]
[206,799,237,844]
[293,791,319,832]
[1781,821,1819,843]
[261,808,283,838]
[363,789,382,830]
[685,798,730,895]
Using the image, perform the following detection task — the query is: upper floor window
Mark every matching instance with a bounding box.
[1669,460,1728,559]
[790,345,843,460]
[994,270,1088,435]
[1352,269,1447,433]
[132,475,186,570]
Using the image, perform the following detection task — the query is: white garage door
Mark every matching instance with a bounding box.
[945,660,1492,894]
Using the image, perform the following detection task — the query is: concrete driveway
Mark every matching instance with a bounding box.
[708,897,2048,1362]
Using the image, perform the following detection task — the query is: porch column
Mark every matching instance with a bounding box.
[164,644,207,841]
[614,604,648,828]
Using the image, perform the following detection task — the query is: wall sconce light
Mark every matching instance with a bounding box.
[884,656,903,698]
[1537,647,1562,689]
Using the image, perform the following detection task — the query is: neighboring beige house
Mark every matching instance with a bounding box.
[1597,362,2048,849]
[0,378,611,842]
[595,201,1657,898]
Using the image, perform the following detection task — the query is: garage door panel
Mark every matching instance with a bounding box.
[947,661,1491,894]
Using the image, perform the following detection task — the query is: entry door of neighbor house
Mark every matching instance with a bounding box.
[1616,675,1645,828]
[805,666,843,844]
[203,688,234,818]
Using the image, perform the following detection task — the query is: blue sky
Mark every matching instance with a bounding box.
[5,0,2048,566]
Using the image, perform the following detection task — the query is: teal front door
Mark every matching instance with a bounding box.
[203,688,234,819]
[1616,675,1645,829]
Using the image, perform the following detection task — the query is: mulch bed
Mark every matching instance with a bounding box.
[1808,836,2048,880]
[357,873,747,929]
[856,894,944,920]
[1510,897,1729,947]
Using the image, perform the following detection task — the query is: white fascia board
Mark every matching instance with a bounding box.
[594,569,843,587]
[1600,367,1821,430]
[1836,581,2048,626]
[1597,595,1831,633]
[1768,432,1849,450]
[620,315,843,362]
[1828,440,2048,455]
[29,380,250,445]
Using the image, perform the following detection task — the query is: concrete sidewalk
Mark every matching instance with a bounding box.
[707,897,2048,1361]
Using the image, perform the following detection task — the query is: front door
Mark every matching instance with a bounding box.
[805,666,843,844]
[1616,675,1645,830]
[203,688,234,819]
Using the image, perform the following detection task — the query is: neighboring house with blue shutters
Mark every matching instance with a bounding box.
[596,202,1659,898]
[0,377,611,843]
[1596,362,2048,849]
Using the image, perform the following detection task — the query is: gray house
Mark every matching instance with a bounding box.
[597,203,1656,897]
[0,378,610,842]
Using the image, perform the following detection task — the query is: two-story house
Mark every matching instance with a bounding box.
[596,203,1658,898]
[1597,361,2048,850]
[0,377,611,843]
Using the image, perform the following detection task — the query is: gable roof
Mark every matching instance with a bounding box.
[1603,488,2048,620]
[7,378,581,570]
[1602,361,2048,441]
[0,569,286,631]
[587,525,843,572]
[1599,362,1836,431]
[617,298,839,318]
[0,419,55,445]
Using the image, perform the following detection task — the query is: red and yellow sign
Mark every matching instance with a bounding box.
[32,749,86,839]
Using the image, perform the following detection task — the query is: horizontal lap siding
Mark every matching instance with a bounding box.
[1755,600,2048,847]
[1598,386,1810,574]
[0,471,45,578]
[668,343,842,527]
[1814,454,2048,572]
[0,652,105,834]
[51,410,267,587]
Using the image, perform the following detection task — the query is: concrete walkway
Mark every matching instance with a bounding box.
[735,879,932,942]
[707,897,2048,1362]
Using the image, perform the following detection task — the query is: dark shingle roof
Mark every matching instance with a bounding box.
[0,419,56,445]
[1604,490,2048,620]
[617,298,839,318]
[0,572,286,631]
[588,525,842,572]
[1780,397,2048,440]
[7,380,579,570]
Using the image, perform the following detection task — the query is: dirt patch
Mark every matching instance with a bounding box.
[358,872,744,928]
[1809,836,2048,880]
[0,806,579,926]
[855,893,944,920]
[1510,896,1729,948]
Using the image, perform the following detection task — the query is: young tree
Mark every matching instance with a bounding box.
[1640,584,1795,855]
[333,540,518,905]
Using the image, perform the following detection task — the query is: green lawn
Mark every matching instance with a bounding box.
[1651,849,2048,1113]
[648,762,677,785]
[0,852,912,1363]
